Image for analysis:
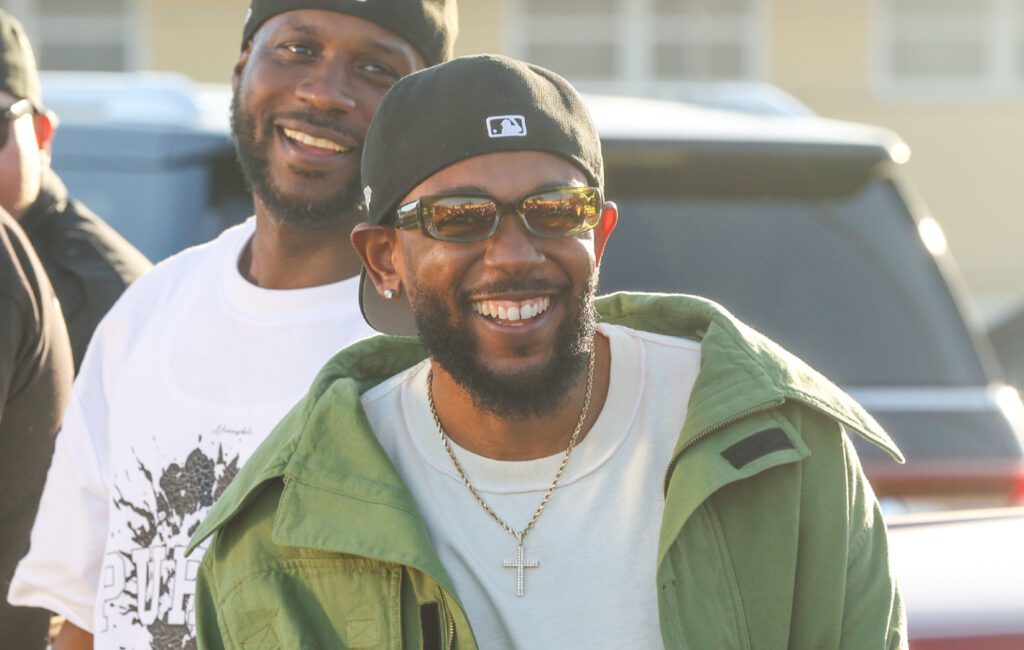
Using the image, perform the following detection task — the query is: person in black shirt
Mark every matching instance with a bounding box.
[0,206,73,648]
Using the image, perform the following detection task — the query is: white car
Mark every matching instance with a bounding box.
[887,508,1024,649]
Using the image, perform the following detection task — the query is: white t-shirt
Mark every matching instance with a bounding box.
[362,323,701,650]
[8,219,375,648]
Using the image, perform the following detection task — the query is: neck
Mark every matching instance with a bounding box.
[241,201,363,289]
[429,333,611,461]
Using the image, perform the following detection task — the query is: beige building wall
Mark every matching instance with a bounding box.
[770,0,1024,318]
[143,0,1024,318]
[147,0,248,84]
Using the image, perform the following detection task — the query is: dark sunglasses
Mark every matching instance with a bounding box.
[1,99,33,149]
[394,186,603,243]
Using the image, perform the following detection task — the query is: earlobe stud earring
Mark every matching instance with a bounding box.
[383,288,395,300]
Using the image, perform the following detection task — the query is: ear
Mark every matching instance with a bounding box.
[593,201,618,264]
[32,110,55,155]
[232,43,253,94]
[351,223,404,297]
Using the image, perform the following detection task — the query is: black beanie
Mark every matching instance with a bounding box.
[241,0,458,66]
[0,10,43,112]
[358,54,604,335]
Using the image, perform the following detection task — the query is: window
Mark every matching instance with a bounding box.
[879,0,1024,94]
[4,0,142,72]
[508,0,765,98]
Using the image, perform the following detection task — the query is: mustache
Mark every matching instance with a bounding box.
[462,278,568,302]
[272,109,364,143]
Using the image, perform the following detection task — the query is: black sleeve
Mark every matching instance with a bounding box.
[0,293,28,421]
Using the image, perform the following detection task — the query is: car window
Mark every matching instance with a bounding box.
[599,156,988,387]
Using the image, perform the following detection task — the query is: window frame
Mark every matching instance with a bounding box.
[506,0,769,99]
[2,0,145,73]
[874,0,1024,98]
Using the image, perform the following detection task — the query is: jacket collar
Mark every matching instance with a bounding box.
[188,293,902,562]
[18,168,67,237]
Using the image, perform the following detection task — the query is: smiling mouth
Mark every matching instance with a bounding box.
[280,127,352,154]
[472,297,552,323]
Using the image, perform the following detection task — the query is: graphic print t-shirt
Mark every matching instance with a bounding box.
[8,219,375,648]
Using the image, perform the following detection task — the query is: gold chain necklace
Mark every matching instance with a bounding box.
[426,352,595,597]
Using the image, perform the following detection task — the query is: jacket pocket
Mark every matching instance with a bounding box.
[220,557,403,650]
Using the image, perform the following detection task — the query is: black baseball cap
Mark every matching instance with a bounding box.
[241,0,459,67]
[0,10,43,112]
[358,54,603,335]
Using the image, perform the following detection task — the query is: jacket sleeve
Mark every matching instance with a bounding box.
[840,434,908,650]
[5,315,117,632]
[0,293,21,420]
[194,552,228,650]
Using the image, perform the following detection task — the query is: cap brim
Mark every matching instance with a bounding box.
[359,268,419,336]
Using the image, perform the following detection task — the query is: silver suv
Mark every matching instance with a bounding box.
[589,95,1024,513]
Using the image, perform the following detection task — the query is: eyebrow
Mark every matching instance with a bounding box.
[427,181,587,199]
[532,181,584,192]
[436,185,489,194]
[280,22,318,37]
[275,20,413,61]
[364,39,412,61]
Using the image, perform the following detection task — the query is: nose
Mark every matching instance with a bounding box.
[294,57,358,112]
[482,212,546,274]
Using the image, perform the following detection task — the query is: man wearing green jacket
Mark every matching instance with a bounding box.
[190,55,907,649]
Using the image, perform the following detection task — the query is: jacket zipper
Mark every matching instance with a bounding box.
[438,590,456,650]
[662,398,786,497]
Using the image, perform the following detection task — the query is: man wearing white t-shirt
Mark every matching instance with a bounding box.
[190,56,908,648]
[7,1,457,647]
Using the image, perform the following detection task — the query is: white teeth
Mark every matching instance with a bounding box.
[282,127,349,153]
[472,296,551,322]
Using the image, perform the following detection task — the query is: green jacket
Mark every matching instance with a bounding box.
[188,293,907,649]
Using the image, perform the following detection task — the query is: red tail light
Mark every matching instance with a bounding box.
[1008,465,1024,505]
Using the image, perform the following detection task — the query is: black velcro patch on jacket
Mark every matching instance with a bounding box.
[722,428,794,469]
[421,603,441,650]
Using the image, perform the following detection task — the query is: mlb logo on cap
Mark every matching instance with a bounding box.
[486,115,527,138]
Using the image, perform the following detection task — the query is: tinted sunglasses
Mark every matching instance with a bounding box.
[1,99,33,149]
[394,186,603,243]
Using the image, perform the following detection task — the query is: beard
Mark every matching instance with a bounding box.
[411,274,598,419]
[230,90,363,229]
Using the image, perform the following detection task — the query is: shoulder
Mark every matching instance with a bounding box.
[0,212,51,319]
[32,197,152,287]
[76,220,252,374]
[102,221,250,318]
[598,292,902,462]
[0,217,30,300]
